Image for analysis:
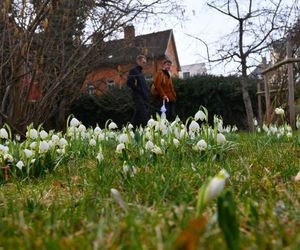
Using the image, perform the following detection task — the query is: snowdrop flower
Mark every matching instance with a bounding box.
[78,124,86,132]
[189,120,200,133]
[269,126,277,134]
[98,133,105,141]
[205,169,229,203]
[127,123,134,130]
[232,125,238,132]
[119,133,129,144]
[179,128,187,139]
[24,149,33,158]
[59,138,68,147]
[262,124,269,132]
[15,135,21,141]
[108,122,118,130]
[52,134,60,143]
[116,143,125,154]
[96,150,104,162]
[286,132,293,138]
[39,141,49,153]
[145,140,154,151]
[145,130,152,140]
[296,116,300,129]
[173,138,180,148]
[94,126,102,135]
[195,110,206,121]
[70,117,80,127]
[28,129,38,140]
[160,139,165,145]
[147,118,157,128]
[89,138,97,146]
[217,133,226,144]
[39,130,48,140]
[0,128,9,139]
[56,148,65,154]
[0,144,9,153]
[30,142,37,149]
[4,154,13,162]
[253,119,258,127]
[151,145,162,155]
[16,160,24,170]
[195,139,207,151]
[275,107,284,116]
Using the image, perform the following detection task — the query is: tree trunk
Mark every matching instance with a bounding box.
[240,75,254,131]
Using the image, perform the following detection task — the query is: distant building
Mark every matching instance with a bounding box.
[179,63,207,79]
[82,26,181,95]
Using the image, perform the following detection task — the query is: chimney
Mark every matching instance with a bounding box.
[124,25,135,40]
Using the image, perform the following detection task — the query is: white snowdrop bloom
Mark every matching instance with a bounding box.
[28,129,38,140]
[94,126,102,135]
[147,118,157,128]
[195,110,206,121]
[130,131,135,138]
[59,138,68,147]
[4,154,13,162]
[189,121,200,133]
[78,124,86,132]
[119,133,129,144]
[160,139,165,145]
[56,148,66,154]
[116,143,125,154]
[89,138,97,146]
[98,133,105,141]
[51,134,60,143]
[145,130,152,140]
[24,149,33,158]
[269,126,277,134]
[173,138,180,148]
[286,125,292,132]
[15,135,21,141]
[179,128,187,139]
[96,148,104,162]
[31,159,36,164]
[196,139,207,151]
[286,132,293,138]
[262,124,269,132]
[0,144,9,153]
[107,131,116,139]
[123,162,130,174]
[257,127,261,133]
[145,140,154,151]
[108,122,118,130]
[253,119,258,126]
[216,133,226,144]
[128,123,134,130]
[296,117,300,129]
[48,140,54,149]
[232,125,238,132]
[0,128,9,139]
[16,160,24,170]
[30,142,37,149]
[205,169,229,202]
[151,145,162,155]
[70,118,80,127]
[39,130,48,140]
[39,141,49,153]
[275,107,284,115]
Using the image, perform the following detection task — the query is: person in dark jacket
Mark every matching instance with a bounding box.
[126,55,150,127]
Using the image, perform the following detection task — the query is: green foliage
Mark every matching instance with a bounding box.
[173,75,258,128]
[217,191,240,250]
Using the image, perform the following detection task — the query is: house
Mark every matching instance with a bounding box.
[179,63,207,79]
[82,26,181,95]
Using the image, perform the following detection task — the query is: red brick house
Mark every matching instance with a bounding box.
[82,26,181,95]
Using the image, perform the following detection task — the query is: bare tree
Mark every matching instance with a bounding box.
[205,0,299,130]
[0,0,182,132]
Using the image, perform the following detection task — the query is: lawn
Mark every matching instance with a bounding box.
[0,110,299,249]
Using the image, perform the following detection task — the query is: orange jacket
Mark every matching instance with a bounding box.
[153,70,176,101]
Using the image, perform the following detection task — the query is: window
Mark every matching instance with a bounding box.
[183,72,190,79]
[87,84,95,95]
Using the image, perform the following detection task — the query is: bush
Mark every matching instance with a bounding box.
[70,75,258,129]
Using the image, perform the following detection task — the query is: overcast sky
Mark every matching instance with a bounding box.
[137,0,238,75]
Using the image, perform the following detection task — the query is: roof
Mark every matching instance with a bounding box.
[91,29,175,68]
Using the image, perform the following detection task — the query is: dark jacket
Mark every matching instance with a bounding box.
[126,65,149,100]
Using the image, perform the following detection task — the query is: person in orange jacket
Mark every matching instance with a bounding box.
[152,59,176,121]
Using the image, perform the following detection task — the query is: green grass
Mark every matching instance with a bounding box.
[0,132,300,249]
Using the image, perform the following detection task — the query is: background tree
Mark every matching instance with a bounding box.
[204,0,299,130]
[0,0,182,132]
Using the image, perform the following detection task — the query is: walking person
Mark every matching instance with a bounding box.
[151,59,176,121]
[126,55,150,127]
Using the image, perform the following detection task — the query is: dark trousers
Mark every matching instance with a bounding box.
[132,96,149,128]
